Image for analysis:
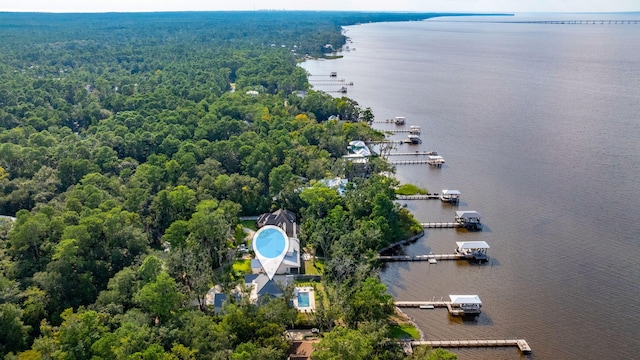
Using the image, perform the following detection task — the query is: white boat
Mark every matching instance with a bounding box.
[409,125,421,134]
[394,116,406,125]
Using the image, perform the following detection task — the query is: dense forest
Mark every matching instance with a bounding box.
[0,11,460,359]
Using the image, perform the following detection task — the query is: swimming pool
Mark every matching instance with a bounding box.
[254,227,287,258]
[297,292,310,307]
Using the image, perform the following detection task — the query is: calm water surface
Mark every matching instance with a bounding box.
[301,14,640,360]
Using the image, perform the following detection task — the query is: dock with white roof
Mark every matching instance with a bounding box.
[378,241,490,263]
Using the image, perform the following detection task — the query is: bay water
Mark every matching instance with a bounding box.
[301,13,640,359]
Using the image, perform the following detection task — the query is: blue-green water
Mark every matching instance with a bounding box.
[254,227,287,258]
[297,292,311,307]
[302,13,640,359]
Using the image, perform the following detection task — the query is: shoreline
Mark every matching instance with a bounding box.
[378,230,424,254]
[393,306,425,341]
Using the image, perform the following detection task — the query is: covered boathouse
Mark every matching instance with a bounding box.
[440,189,460,204]
[455,210,482,230]
[448,295,482,316]
[455,241,490,262]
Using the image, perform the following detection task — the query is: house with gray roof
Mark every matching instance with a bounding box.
[244,274,293,304]
[254,209,301,275]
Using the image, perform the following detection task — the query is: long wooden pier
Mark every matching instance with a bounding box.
[410,339,532,354]
[384,129,421,134]
[389,159,437,165]
[309,79,354,86]
[380,254,464,262]
[420,222,460,228]
[368,140,408,145]
[386,151,438,156]
[395,300,450,308]
[395,300,470,316]
[396,194,440,200]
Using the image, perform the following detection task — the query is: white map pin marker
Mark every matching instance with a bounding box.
[252,225,290,280]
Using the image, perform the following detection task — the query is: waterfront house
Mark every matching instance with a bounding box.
[346,140,372,157]
[244,274,293,304]
[255,209,301,274]
[256,209,298,237]
[319,177,349,196]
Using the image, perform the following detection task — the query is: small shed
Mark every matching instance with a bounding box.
[455,211,482,230]
[449,295,482,315]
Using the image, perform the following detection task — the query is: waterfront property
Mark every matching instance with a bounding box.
[254,209,301,275]
[346,140,372,157]
[244,274,293,304]
[319,177,349,196]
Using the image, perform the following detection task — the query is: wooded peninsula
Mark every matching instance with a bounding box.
[0,11,465,359]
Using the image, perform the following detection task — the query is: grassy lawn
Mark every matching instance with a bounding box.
[396,183,428,195]
[232,259,252,274]
[240,220,257,231]
[389,324,421,340]
[304,259,324,275]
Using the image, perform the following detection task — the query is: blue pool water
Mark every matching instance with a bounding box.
[254,227,287,258]
[297,292,310,307]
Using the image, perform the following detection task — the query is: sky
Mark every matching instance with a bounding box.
[1,0,638,13]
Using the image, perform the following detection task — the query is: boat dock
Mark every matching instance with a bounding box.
[380,253,464,262]
[409,339,531,354]
[372,116,407,124]
[420,222,460,228]
[368,140,410,145]
[395,300,451,308]
[309,81,354,86]
[386,151,438,156]
[389,159,438,165]
[396,295,482,317]
[384,129,420,134]
[383,126,421,135]
[395,300,464,316]
[396,194,440,200]
[380,240,489,263]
